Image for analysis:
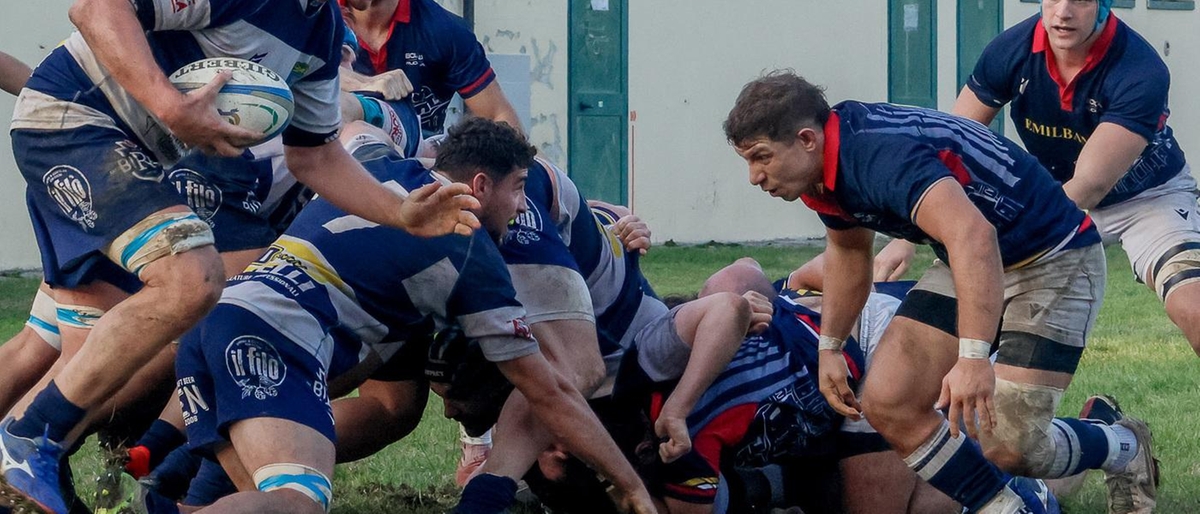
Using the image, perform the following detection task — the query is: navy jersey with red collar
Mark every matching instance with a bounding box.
[344,0,496,135]
[803,101,1099,268]
[968,15,1186,208]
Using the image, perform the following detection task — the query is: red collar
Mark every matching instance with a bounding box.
[799,112,846,217]
[1033,14,1118,110]
[339,0,411,73]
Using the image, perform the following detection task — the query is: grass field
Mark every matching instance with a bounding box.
[0,242,1198,513]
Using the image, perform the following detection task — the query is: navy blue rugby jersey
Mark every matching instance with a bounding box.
[802,101,1099,269]
[344,0,495,134]
[968,15,1185,207]
[502,157,665,365]
[220,155,536,377]
[15,0,345,164]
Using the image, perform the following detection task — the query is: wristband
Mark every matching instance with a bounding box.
[959,338,991,359]
[818,334,846,352]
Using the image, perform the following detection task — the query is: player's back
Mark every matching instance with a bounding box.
[223,155,515,372]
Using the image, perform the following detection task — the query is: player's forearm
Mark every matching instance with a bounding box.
[479,391,552,480]
[0,51,32,96]
[820,230,874,340]
[950,86,1002,127]
[286,141,407,228]
[660,294,750,422]
[1063,123,1148,210]
[465,83,523,134]
[70,0,185,120]
[944,224,1003,344]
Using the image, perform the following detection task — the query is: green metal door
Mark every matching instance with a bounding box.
[958,0,1004,132]
[568,0,628,204]
[888,0,938,108]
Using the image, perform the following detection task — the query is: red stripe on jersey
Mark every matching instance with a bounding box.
[801,112,853,220]
[459,68,496,98]
[1033,15,1118,111]
[340,0,412,74]
[936,150,973,186]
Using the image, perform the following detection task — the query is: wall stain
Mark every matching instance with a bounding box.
[531,113,565,165]
[529,38,558,90]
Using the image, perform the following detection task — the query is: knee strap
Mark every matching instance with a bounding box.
[103,212,214,276]
[990,378,1063,477]
[1150,242,1200,301]
[253,463,332,512]
[27,288,63,351]
[55,303,105,331]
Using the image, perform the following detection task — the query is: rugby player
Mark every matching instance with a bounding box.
[724,71,1153,514]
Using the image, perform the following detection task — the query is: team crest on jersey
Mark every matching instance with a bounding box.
[510,318,532,339]
[171,0,194,13]
[225,336,288,400]
[169,169,222,226]
[1087,98,1103,114]
[507,200,543,245]
[43,166,98,230]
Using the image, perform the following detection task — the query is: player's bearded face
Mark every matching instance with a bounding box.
[476,168,529,241]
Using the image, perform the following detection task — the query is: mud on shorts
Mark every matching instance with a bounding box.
[895,244,1106,376]
[1090,166,1200,300]
[176,303,336,455]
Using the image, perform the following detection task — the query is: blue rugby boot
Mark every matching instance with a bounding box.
[1008,477,1061,514]
[0,418,68,514]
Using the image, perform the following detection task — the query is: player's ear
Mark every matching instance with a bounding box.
[471,170,492,196]
[796,127,820,151]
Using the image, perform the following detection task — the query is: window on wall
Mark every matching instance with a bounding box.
[1148,0,1194,10]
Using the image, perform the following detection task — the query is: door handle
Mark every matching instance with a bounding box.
[579,102,594,111]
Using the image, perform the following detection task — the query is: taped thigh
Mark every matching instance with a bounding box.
[55,303,106,331]
[102,211,215,276]
[26,288,63,351]
[989,378,1062,477]
[253,463,332,512]
[994,330,1084,375]
[1149,241,1200,301]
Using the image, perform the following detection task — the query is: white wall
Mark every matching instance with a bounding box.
[0,0,76,270]
[628,2,889,243]
[473,0,569,166]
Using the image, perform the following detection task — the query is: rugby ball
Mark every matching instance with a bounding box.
[169,58,295,144]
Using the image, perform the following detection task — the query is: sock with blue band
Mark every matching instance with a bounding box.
[455,473,518,514]
[9,381,86,442]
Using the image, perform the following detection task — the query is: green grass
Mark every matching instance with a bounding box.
[1,243,1198,512]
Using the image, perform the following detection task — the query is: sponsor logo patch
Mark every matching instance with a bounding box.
[43,165,98,229]
[169,169,222,226]
[225,335,288,400]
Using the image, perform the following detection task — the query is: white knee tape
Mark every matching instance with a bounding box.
[253,463,332,512]
[103,212,215,276]
[1152,246,1200,301]
[990,378,1064,476]
[26,289,62,351]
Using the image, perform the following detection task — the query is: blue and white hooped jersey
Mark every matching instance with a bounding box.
[502,157,666,368]
[803,101,1100,269]
[968,15,1186,208]
[220,156,536,378]
[13,0,344,165]
[345,0,495,135]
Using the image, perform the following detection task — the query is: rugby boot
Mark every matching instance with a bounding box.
[0,418,68,514]
[1105,417,1159,514]
[1047,394,1125,497]
[1008,477,1061,514]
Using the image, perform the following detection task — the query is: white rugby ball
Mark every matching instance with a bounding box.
[169,58,295,143]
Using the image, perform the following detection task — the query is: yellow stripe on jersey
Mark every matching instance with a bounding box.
[677,476,720,490]
[253,236,353,298]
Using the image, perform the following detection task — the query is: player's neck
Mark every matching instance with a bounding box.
[1051,31,1101,81]
[352,0,401,44]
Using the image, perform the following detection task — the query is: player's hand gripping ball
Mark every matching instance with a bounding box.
[169,58,294,144]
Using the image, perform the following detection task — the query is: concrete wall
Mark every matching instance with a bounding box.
[2,1,1198,268]
[0,0,75,270]
[628,2,889,243]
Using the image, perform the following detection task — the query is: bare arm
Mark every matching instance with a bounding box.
[0,51,32,96]
[285,141,481,236]
[951,85,1003,127]
[497,353,655,513]
[464,82,522,133]
[69,0,259,155]
[815,226,874,419]
[915,179,1004,438]
[1063,122,1148,210]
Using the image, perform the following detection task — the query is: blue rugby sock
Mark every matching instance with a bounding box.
[9,381,85,442]
[455,473,518,514]
[148,447,204,501]
[135,419,187,470]
[904,420,1009,512]
[182,458,237,507]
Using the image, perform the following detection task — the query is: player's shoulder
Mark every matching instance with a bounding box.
[1107,20,1169,81]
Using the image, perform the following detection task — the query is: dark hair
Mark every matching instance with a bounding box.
[425,327,513,435]
[434,117,536,182]
[661,293,698,309]
[723,70,831,147]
